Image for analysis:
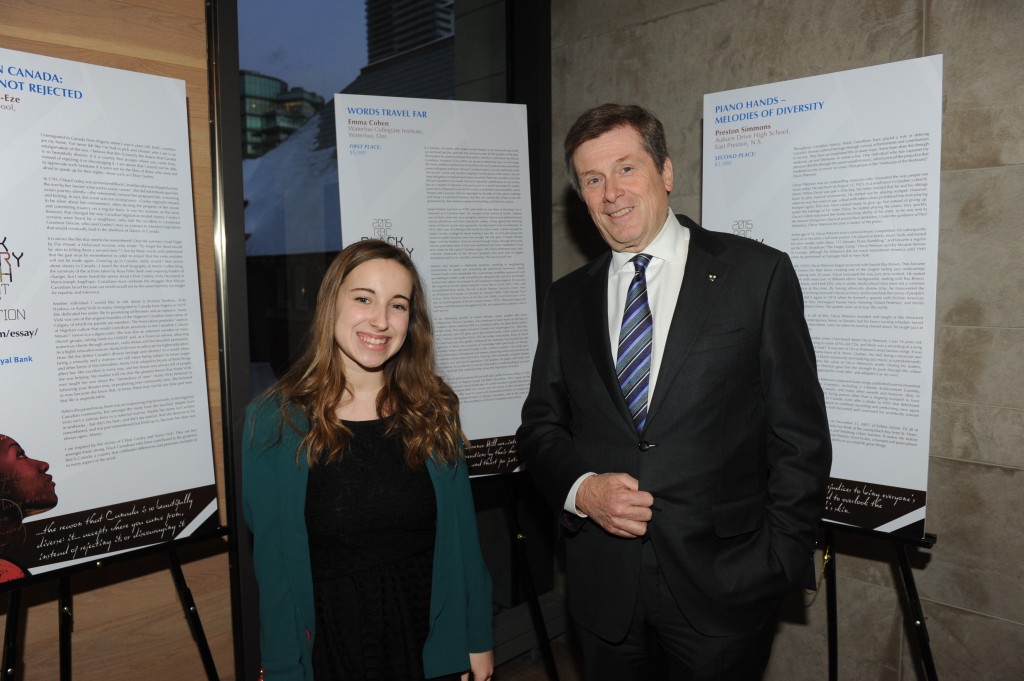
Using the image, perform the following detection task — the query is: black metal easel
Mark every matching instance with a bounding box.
[500,476,561,681]
[823,523,938,681]
[2,537,223,681]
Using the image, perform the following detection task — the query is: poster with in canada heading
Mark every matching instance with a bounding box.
[0,47,218,586]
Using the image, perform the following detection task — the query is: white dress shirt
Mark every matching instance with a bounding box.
[565,209,691,515]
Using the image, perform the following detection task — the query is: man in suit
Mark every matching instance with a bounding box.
[517,103,831,680]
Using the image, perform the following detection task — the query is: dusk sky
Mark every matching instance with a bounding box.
[237,0,368,99]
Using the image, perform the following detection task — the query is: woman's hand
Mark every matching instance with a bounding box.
[460,650,494,680]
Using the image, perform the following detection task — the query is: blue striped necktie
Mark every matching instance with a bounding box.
[616,254,653,432]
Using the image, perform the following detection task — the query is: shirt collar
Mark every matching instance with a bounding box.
[610,209,689,271]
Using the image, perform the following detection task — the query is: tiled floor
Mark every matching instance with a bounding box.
[494,634,584,681]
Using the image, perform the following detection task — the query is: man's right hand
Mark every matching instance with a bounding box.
[576,473,654,538]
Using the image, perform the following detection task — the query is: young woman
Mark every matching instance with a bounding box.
[243,240,493,681]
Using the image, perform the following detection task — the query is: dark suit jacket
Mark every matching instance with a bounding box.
[517,215,831,641]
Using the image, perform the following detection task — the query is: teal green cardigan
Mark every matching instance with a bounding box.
[242,398,493,680]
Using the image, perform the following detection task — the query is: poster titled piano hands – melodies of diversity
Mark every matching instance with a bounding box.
[703,56,943,537]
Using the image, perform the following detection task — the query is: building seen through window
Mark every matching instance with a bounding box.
[367,0,453,62]
[240,70,324,159]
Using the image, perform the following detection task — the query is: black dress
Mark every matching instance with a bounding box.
[305,419,440,681]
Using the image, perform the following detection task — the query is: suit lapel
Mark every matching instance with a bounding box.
[582,253,636,427]
[647,224,730,427]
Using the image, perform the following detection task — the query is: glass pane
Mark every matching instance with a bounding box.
[238,0,482,396]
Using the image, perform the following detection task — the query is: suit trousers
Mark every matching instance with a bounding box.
[574,539,779,681]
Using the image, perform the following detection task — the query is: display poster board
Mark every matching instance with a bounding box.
[0,48,218,585]
[334,95,537,476]
[702,56,943,537]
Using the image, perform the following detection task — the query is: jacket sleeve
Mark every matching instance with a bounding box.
[516,284,594,516]
[423,453,494,677]
[452,456,494,652]
[242,399,313,681]
[758,254,832,588]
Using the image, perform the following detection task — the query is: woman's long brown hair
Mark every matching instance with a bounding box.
[267,240,462,468]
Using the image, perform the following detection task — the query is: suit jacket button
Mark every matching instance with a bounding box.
[638,441,651,451]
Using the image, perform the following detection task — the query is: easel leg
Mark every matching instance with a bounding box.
[2,589,21,681]
[168,549,220,681]
[895,545,938,681]
[500,478,560,681]
[825,529,837,681]
[59,576,72,681]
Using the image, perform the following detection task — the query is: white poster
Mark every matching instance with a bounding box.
[334,94,537,476]
[0,48,218,583]
[702,56,943,537]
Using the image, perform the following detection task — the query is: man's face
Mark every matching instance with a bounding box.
[573,125,673,253]
[0,435,57,513]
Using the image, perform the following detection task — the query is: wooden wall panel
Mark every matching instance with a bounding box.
[0,1,234,679]
[1,1,206,69]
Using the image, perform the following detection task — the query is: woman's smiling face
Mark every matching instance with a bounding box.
[332,257,413,376]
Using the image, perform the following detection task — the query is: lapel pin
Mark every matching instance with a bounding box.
[708,273,717,282]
